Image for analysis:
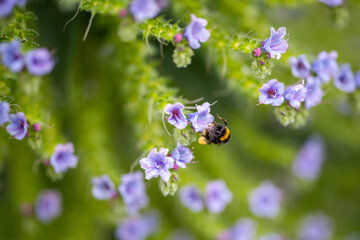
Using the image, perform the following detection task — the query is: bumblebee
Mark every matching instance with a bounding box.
[198,114,231,145]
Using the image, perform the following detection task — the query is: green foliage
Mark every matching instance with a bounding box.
[274,105,309,128]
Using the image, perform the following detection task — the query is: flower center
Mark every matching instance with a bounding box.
[267,89,276,98]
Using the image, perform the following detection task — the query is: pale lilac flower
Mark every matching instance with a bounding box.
[259,233,283,240]
[164,102,188,129]
[170,143,194,169]
[6,112,28,140]
[188,102,214,132]
[0,101,10,125]
[50,143,78,173]
[140,147,174,182]
[184,14,210,49]
[35,190,62,223]
[0,0,16,17]
[231,218,257,240]
[248,181,282,219]
[0,40,24,72]
[318,0,344,7]
[284,84,308,109]
[334,63,356,93]
[261,27,289,60]
[293,135,325,181]
[305,76,324,109]
[118,171,148,214]
[297,213,333,240]
[289,55,311,78]
[204,180,232,213]
[258,79,285,106]
[355,70,360,88]
[129,0,161,22]
[155,0,168,9]
[25,48,55,76]
[179,185,204,212]
[91,175,117,200]
[312,51,338,83]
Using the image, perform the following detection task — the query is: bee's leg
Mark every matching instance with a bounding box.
[217,114,227,126]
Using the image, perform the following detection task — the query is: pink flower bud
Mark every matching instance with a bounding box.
[33,123,41,132]
[253,48,261,57]
[174,33,183,43]
[119,9,128,18]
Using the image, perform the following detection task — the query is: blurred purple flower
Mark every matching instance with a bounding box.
[25,48,55,76]
[0,0,16,17]
[259,233,284,240]
[118,171,149,214]
[184,14,210,49]
[312,51,338,83]
[154,0,168,9]
[258,79,285,106]
[170,143,194,169]
[231,218,257,240]
[188,102,214,132]
[179,185,204,212]
[164,102,188,129]
[284,84,308,109]
[17,0,27,7]
[355,70,360,88]
[305,76,324,109]
[297,213,333,240]
[129,0,161,22]
[289,55,311,78]
[140,147,174,182]
[35,190,62,223]
[248,181,282,219]
[91,175,117,200]
[6,112,28,140]
[204,180,232,213]
[0,40,24,72]
[0,101,10,125]
[318,0,344,7]
[50,143,78,173]
[261,27,288,60]
[292,135,325,181]
[334,63,356,93]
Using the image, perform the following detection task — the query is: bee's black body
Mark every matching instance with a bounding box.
[198,115,231,145]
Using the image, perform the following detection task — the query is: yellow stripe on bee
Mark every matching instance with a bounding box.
[220,128,230,141]
[198,137,208,145]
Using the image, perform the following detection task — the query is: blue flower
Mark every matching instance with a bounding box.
[204,180,232,213]
[0,40,24,72]
[248,181,282,219]
[188,102,214,132]
[140,147,174,182]
[0,101,10,125]
[289,55,311,78]
[179,185,204,212]
[318,0,344,7]
[91,175,117,200]
[230,218,257,240]
[304,76,324,109]
[184,14,211,49]
[284,84,308,109]
[25,48,55,76]
[129,0,161,22]
[333,63,356,93]
[0,0,16,18]
[311,51,338,83]
[35,190,62,223]
[261,27,289,60]
[259,233,284,240]
[6,112,28,140]
[170,143,194,169]
[297,213,333,240]
[164,102,188,129]
[258,79,285,106]
[118,171,149,215]
[356,70,360,88]
[50,143,78,173]
[115,213,158,240]
[292,135,325,181]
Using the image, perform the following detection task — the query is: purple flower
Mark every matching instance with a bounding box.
[129,0,161,22]
[231,218,257,240]
[311,51,338,83]
[188,102,214,132]
[356,70,360,88]
[184,14,210,49]
[0,0,16,18]
[284,84,308,109]
[305,76,324,109]
[179,185,204,212]
[35,190,62,223]
[6,112,28,140]
[334,63,356,93]
[258,79,285,106]
[140,147,174,182]
[261,27,289,60]
[25,48,55,76]
[292,135,325,181]
[91,175,117,200]
[297,213,333,240]
[318,0,344,7]
[0,40,24,72]
[170,143,194,169]
[248,181,282,219]
[0,101,10,125]
[118,171,149,214]
[289,55,311,78]
[204,180,232,213]
[164,102,188,129]
[50,143,78,173]
[115,213,158,240]
[259,233,284,240]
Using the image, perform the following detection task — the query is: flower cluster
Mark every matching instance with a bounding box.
[35,189,62,223]
[0,39,55,76]
[0,0,26,18]
[217,218,256,240]
[179,180,232,214]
